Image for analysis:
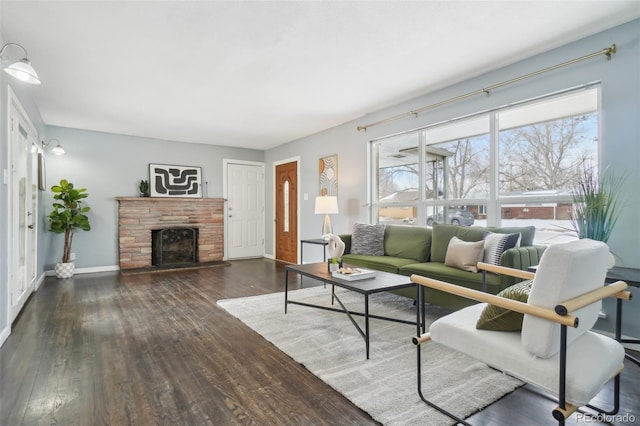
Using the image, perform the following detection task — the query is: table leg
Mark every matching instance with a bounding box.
[365,294,370,360]
[617,298,640,367]
[285,270,289,314]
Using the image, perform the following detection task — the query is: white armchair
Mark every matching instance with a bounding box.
[411,239,631,425]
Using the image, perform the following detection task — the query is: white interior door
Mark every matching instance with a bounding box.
[226,162,264,259]
[8,90,38,322]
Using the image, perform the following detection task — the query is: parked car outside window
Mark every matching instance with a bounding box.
[427,209,474,226]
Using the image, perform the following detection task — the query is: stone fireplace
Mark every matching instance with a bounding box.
[116,197,224,271]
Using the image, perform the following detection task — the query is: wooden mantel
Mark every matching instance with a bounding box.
[116,197,225,270]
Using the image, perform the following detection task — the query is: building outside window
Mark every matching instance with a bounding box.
[371,86,599,245]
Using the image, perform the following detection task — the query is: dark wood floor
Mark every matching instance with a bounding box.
[1,258,638,425]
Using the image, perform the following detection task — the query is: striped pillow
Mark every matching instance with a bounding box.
[483,231,521,266]
[351,223,385,256]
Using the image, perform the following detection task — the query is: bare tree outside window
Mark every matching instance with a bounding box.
[499,113,597,192]
[432,136,490,199]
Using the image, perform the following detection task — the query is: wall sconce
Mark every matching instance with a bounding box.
[42,139,65,156]
[0,42,41,85]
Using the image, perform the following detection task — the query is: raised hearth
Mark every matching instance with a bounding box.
[116,197,224,270]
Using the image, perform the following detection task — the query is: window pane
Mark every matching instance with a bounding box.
[378,205,416,225]
[374,132,420,202]
[498,91,597,195]
[497,89,598,244]
[283,180,289,232]
[424,116,490,201]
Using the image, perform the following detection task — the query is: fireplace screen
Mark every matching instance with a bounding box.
[152,228,198,266]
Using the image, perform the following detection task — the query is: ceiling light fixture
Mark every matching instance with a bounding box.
[42,139,66,155]
[0,42,41,85]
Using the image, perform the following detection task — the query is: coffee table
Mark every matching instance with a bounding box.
[285,262,417,359]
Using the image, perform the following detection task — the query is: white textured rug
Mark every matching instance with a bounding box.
[218,286,522,425]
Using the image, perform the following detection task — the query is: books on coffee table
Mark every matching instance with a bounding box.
[332,268,376,281]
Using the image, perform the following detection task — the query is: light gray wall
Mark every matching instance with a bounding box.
[264,20,640,338]
[41,126,263,270]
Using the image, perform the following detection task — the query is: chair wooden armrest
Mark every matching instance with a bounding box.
[554,281,629,315]
[410,274,577,327]
[477,262,536,280]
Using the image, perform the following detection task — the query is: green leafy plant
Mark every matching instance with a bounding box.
[571,166,627,243]
[48,179,91,263]
[139,179,149,197]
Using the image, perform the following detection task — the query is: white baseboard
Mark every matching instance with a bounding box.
[263,253,275,260]
[0,325,10,348]
[45,265,120,276]
[34,272,46,290]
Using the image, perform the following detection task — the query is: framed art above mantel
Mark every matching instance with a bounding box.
[149,163,203,198]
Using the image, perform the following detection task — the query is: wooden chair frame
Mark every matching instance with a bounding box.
[412,262,631,425]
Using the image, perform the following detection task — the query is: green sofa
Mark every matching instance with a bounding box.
[339,223,545,310]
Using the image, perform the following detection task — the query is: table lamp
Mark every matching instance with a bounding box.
[314,195,338,237]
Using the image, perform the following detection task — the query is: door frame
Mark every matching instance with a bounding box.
[7,86,39,325]
[272,157,300,263]
[222,159,265,260]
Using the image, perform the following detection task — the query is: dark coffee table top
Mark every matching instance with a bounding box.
[286,262,414,295]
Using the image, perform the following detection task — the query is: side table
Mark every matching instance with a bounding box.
[300,238,328,263]
[606,267,640,367]
[299,239,329,286]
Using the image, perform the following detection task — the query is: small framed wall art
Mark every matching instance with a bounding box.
[149,163,203,198]
[319,154,338,196]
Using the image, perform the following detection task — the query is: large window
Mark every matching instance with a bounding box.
[371,86,599,245]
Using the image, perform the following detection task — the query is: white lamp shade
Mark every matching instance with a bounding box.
[314,196,338,214]
[4,59,41,85]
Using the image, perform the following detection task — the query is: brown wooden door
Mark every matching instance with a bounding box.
[275,161,298,263]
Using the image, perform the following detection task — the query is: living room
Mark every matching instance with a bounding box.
[1,1,639,424]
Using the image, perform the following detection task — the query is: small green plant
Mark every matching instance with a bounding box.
[48,179,91,263]
[139,179,149,197]
[571,166,627,243]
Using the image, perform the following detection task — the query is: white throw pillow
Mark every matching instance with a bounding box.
[444,236,485,273]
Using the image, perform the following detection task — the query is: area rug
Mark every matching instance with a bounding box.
[218,286,522,425]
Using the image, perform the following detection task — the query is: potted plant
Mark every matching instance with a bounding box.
[48,179,91,278]
[139,179,149,197]
[571,166,627,243]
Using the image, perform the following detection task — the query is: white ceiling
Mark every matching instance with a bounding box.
[1,1,639,150]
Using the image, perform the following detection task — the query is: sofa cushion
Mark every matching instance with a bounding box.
[400,262,503,293]
[476,279,533,331]
[483,231,521,266]
[350,223,385,256]
[342,254,416,274]
[431,224,486,263]
[444,236,485,272]
[384,224,432,262]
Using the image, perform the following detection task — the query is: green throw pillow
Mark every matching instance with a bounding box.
[476,279,534,331]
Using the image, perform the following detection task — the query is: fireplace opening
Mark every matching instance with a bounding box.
[152,228,198,267]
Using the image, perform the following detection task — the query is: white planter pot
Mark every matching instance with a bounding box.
[54,262,75,279]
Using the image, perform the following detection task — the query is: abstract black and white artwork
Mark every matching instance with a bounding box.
[149,164,203,198]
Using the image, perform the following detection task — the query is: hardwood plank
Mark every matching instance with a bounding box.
[1,258,638,425]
